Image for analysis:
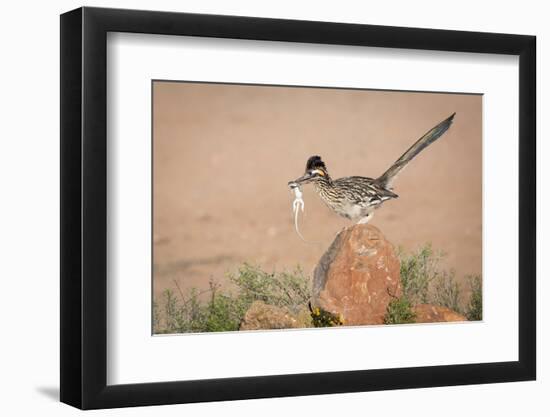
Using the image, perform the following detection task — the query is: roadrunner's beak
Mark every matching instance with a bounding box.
[289,172,315,186]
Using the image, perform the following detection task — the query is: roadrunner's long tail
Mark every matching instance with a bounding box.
[376,113,456,188]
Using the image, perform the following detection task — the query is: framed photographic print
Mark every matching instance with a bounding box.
[60,6,536,410]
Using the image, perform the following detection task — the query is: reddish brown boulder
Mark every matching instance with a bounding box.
[312,224,401,325]
[413,304,467,323]
[239,301,312,330]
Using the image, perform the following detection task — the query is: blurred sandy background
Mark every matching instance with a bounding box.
[153,82,482,300]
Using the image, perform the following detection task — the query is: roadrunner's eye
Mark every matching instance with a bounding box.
[311,169,325,177]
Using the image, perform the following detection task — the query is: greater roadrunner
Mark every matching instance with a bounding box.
[288,113,455,224]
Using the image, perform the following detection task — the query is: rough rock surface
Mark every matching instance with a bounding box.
[239,301,312,330]
[413,304,467,323]
[312,224,402,325]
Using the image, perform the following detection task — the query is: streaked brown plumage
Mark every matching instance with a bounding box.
[288,113,456,223]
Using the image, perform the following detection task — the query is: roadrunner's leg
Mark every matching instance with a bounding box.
[357,212,374,224]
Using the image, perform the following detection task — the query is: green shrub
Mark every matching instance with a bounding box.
[152,300,161,332]
[154,263,311,334]
[156,288,206,334]
[431,271,463,314]
[228,263,311,313]
[465,275,483,321]
[394,244,482,320]
[204,292,245,332]
[384,297,416,324]
[398,244,442,305]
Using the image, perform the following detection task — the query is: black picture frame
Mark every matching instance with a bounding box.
[60,6,536,410]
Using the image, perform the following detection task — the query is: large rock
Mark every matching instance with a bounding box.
[413,304,467,323]
[312,224,401,325]
[239,301,312,330]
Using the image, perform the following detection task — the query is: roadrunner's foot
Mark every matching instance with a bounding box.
[357,213,373,224]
